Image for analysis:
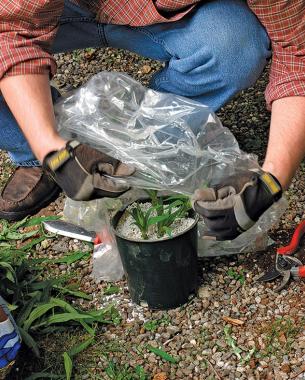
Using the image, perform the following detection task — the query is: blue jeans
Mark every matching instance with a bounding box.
[0,0,271,166]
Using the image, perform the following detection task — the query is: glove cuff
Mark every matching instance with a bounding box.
[259,172,282,201]
[42,140,80,173]
[241,171,283,224]
[42,140,96,200]
[42,141,131,201]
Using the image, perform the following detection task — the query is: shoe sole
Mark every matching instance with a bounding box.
[0,187,61,222]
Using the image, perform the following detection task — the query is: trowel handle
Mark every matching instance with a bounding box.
[93,235,102,245]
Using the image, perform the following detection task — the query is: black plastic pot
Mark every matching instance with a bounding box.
[112,200,199,310]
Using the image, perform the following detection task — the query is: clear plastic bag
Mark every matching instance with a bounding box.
[91,242,124,282]
[55,72,261,194]
[63,198,124,282]
[63,197,122,232]
[63,189,151,281]
[56,72,286,256]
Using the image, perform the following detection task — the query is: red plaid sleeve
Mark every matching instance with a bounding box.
[0,1,64,80]
[96,0,199,25]
[248,1,305,108]
[154,0,201,11]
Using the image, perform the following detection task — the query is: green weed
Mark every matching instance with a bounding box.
[105,361,147,380]
[143,314,171,332]
[224,326,256,364]
[146,345,179,363]
[104,284,120,296]
[264,317,301,356]
[227,268,246,284]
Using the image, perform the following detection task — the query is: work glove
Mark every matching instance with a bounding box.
[43,141,135,201]
[193,170,282,241]
[0,297,21,379]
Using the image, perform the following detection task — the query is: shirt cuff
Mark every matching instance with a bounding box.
[265,80,305,110]
[2,58,57,80]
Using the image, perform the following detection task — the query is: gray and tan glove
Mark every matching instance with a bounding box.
[43,140,135,201]
[193,170,282,240]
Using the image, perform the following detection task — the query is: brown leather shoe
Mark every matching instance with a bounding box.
[0,167,61,221]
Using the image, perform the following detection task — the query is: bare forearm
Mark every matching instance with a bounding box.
[262,96,305,190]
[0,74,65,162]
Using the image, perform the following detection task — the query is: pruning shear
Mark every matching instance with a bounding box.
[258,220,305,291]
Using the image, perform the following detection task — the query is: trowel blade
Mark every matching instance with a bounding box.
[43,220,95,242]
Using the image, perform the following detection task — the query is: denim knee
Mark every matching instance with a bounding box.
[163,18,271,98]
[212,18,271,93]
[150,0,271,110]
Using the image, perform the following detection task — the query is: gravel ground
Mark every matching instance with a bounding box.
[2,47,305,379]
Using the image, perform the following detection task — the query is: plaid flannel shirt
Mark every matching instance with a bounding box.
[0,0,304,107]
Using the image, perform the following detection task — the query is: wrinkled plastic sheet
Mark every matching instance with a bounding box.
[63,197,124,282]
[57,72,286,259]
[55,72,262,194]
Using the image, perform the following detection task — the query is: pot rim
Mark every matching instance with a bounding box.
[112,197,199,243]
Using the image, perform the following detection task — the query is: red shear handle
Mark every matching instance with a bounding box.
[291,266,305,279]
[277,220,305,255]
[298,266,305,278]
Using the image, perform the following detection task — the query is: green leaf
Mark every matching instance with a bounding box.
[104,284,120,295]
[6,229,38,241]
[147,213,169,227]
[10,217,29,230]
[29,279,61,291]
[164,194,190,202]
[49,298,78,313]
[23,303,57,331]
[0,242,13,248]
[63,352,73,380]
[19,327,40,357]
[241,347,256,364]
[68,336,95,357]
[135,365,147,380]
[16,298,36,326]
[20,236,46,251]
[162,226,173,237]
[147,345,178,363]
[55,286,92,300]
[47,299,96,335]
[143,320,158,332]
[88,305,121,325]
[25,215,60,227]
[0,261,16,282]
[80,321,95,336]
[0,220,9,237]
[133,206,144,227]
[46,312,95,325]
[51,251,90,265]
[165,199,184,209]
[224,326,242,360]
[143,207,154,222]
[145,189,159,206]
